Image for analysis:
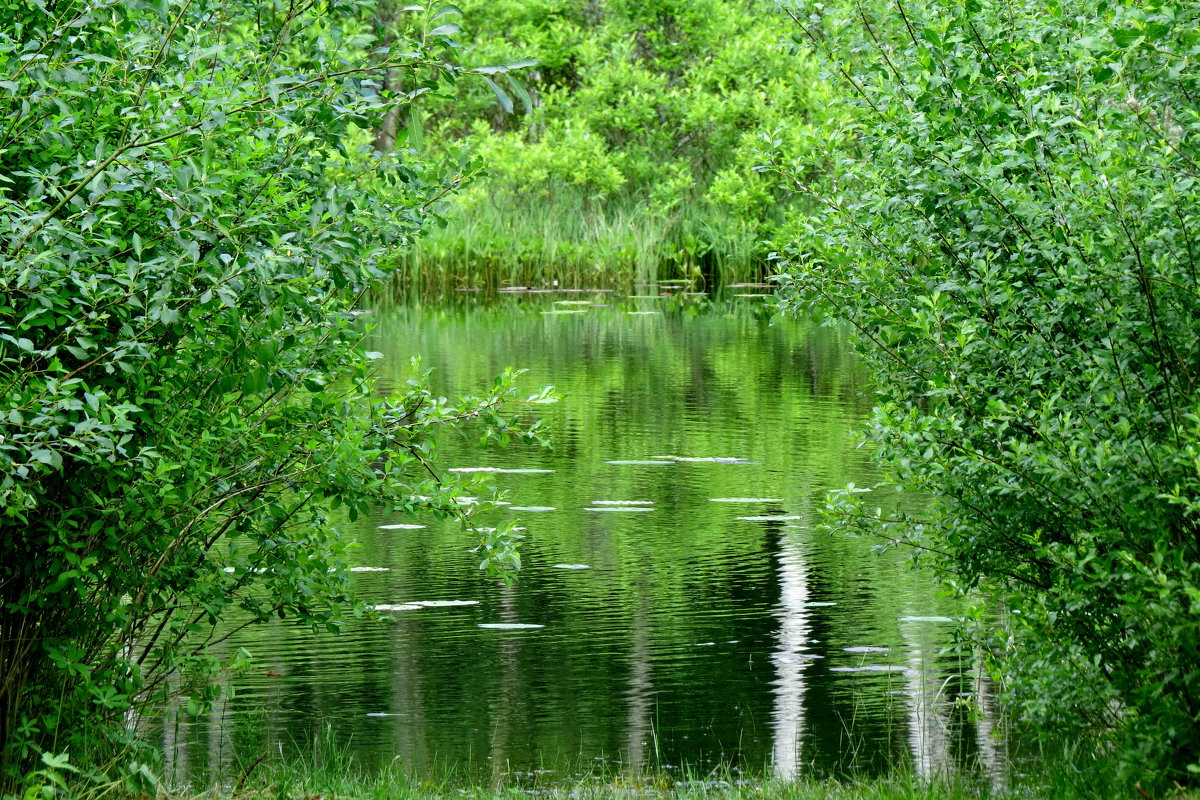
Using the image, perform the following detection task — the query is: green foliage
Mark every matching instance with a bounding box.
[0,0,551,784]
[766,0,1200,783]
[402,0,840,285]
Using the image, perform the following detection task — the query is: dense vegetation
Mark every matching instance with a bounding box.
[767,0,1200,784]
[5,0,1200,793]
[402,0,836,286]
[0,0,548,789]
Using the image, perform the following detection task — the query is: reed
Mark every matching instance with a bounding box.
[393,183,774,291]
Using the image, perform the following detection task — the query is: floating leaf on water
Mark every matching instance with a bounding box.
[605,460,674,465]
[349,566,391,572]
[478,623,544,630]
[373,603,422,612]
[736,515,804,522]
[378,523,425,530]
[828,665,907,673]
[709,497,785,503]
[843,646,890,653]
[590,500,654,505]
[508,506,557,512]
[585,506,655,512]
[448,467,555,474]
[897,616,957,623]
[551,564,591,570]
[653,455,757,464]
[409,600,479,608]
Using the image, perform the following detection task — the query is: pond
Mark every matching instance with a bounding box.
[163,289,1005,785]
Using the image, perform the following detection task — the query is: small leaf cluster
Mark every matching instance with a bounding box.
[765,0,1200,783]
[0,0,551,784]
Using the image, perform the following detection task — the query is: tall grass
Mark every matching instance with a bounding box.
[397,183,773,291]
[175,752,1182,800]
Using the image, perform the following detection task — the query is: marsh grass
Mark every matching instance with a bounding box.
[181,758,1184,800]
[155,730,1195,800]
[398,184,770,290]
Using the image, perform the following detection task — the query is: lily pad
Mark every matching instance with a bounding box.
[378,523,425,530]
[585,506,655,512]
[709,497,785,503]
[653,455,757,464]
[736,515,804,522]
[478,623,544,630]
[409,600,479,608]
[551,564,591,570]
[449,467,555,474]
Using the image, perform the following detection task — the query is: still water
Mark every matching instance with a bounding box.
[166,290,1003,783]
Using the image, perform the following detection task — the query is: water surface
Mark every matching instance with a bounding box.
[165,291,1002,784]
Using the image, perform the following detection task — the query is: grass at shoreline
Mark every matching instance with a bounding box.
[169,754,1197,800]
[400,185,774,291]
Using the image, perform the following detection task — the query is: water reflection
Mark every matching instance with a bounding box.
[164,293,1001,784]
[771,526,812,779]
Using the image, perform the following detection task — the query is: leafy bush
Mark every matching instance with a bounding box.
[0,0,548,784]
[765,0,1200,783]
[403,0,841,283]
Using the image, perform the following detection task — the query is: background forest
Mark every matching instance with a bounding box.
[404,0,833,286]
[2,0,1199,796]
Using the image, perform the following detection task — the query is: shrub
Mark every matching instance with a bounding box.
[0,0,547,785]
[766,0,1200,783]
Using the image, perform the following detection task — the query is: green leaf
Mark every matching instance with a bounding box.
[480,76,512,114]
